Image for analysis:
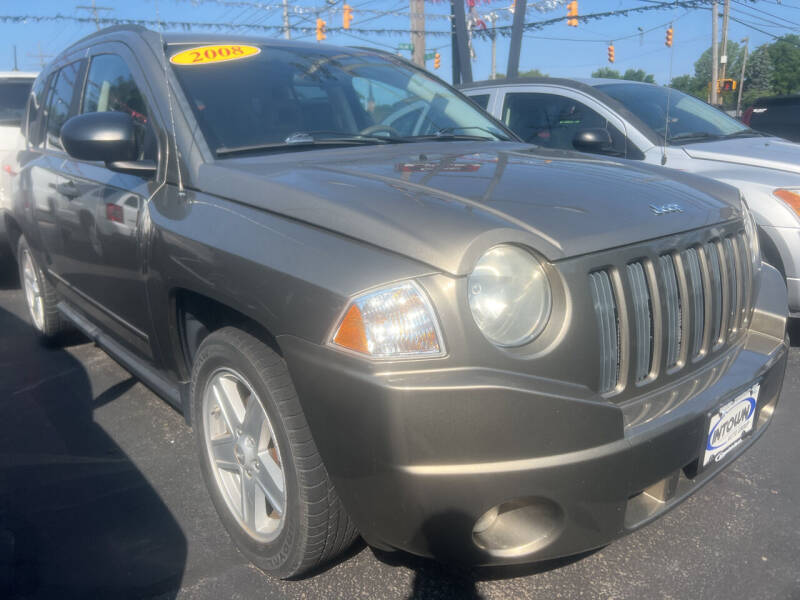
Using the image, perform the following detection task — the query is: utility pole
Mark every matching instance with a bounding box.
[507,0,526,78]
[411,0,425,68]
[453,0,472,83]
[13,45,18,71]
[485,11,497,80]
[451,0,460,85]
[282,0,290,39]
[27,42,52,69]
[736,37,749,117]
[711,1,719,105]
[76,0,113,31]
[719,0,731,81]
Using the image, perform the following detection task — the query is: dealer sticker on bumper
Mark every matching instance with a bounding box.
[703,384,759,467]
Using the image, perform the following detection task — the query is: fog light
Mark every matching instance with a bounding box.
[472,497,564,558]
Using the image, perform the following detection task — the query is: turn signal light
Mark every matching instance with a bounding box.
[774,189,800,216]
[331,282,444,358]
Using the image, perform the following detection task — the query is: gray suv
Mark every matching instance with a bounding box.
[4,27,788,578]
[462,78,800,316]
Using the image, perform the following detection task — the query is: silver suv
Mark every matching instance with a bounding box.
[461,78,800,315]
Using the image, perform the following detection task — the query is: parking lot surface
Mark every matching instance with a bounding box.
[0,261,798,600]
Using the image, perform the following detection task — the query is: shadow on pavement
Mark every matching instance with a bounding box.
[0,303,187,599]
[788,318,800,348]
[372,510,596,600]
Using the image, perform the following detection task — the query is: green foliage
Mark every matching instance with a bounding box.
[622,69,655,84]
[494,69,548,79]
[767,34,800,94]
[591,67,621,79]
[668,36,800,108]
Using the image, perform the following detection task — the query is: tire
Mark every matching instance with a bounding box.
[191,326,358,579]
[17,236,66,337]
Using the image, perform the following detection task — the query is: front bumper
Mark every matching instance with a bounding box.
[279,264,788,566]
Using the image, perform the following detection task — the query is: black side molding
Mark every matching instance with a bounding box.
[57,301,192,423]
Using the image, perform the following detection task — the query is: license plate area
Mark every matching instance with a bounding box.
[702,383,759,469]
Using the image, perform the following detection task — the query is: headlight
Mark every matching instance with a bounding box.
[741,197,761,269]
[468,245,552,347]
[331,281,444,358]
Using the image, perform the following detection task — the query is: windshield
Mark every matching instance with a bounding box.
[0,79,33,125]
[596,83,750,144]
[169,44,509,155]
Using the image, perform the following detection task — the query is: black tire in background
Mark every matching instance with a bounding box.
[17,235,67,338]
[190,326,358,579]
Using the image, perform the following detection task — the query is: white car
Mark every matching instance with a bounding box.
[461,78,800,315]
[0,71,37,258]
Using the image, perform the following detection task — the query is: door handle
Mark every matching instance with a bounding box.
[55,181,80,199]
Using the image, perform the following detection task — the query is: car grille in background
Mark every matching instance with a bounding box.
[591,231,752,396]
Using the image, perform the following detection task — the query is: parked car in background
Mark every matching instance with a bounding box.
[6,27,788,579]
[0,71,37,259]
[461,78,800,315]
[742,94,800,143]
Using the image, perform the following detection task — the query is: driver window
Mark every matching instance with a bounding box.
[502,92,626,156]
[82,54,155,161]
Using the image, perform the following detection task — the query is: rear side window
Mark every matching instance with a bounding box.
[45,61,82,150]
[0,79,33,125]
[82,54,154,160]
[502,92,627,157]
[469,94,490,110]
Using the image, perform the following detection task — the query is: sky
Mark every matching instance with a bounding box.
[0,0,797,84]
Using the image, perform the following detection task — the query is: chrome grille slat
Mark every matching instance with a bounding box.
[590,271,619,394]
[724,237,738,336]
[626,262,653,383]
[705,243,723,346]
[658,255,681,369]
[681,248,705,359]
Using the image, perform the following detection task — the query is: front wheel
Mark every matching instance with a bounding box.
[191,327,358,578]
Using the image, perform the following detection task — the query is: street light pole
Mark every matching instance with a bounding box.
[711,1,719,105]
[737,37,749,118]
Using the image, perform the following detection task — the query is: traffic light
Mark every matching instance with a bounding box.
[316,18,326,41]
[567,1,578,27]
[608,44,615,63]
[342,4,353,30]
[720,78,737,92]
[665,27,673,47]
[434,52,441,70]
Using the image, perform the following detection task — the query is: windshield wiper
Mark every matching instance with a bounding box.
[216,134,395,157]
[667,131,722,144]
[721,129,766,139]
[400,126,511,142]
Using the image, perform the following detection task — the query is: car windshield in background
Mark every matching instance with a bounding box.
[169,44,509,156]
[0,80,33,124]
[596,82,752,145]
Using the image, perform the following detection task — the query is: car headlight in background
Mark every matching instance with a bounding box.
[331,281,444,358]
[741,197,761,269]
[468,245,552,347]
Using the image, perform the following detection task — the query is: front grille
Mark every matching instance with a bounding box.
[592,230,752,396]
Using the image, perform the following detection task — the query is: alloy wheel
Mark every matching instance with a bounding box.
[21,248,45,331]
[202,368,286,542]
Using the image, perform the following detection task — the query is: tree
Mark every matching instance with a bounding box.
[519,68,548,78]
[767,34,800,94]
[669,74,697,95]
[622,68,655,83]
[591,67,621,79]
[745,45,774,92]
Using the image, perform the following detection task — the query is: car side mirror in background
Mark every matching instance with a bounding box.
[572,128,614,154]
[60,112,156,177]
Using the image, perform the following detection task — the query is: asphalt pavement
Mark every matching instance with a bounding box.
[0,259,798,600]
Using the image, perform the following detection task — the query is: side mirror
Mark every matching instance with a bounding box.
[61,112,139,163]
[572,128,614,153]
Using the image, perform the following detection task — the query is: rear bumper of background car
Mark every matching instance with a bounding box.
[278,264,788,566]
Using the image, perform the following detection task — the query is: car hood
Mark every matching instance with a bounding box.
[198,142,740,275]
[682,136,800,175]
